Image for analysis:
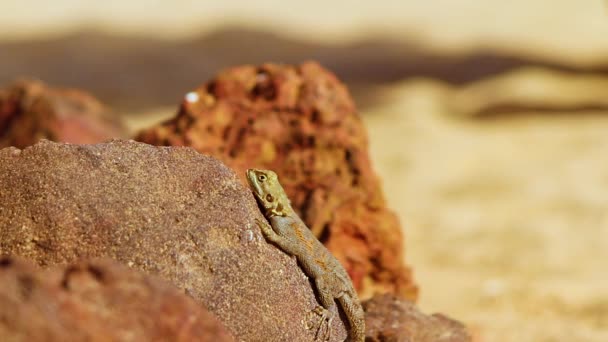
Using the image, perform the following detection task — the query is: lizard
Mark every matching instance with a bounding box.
[246,168,365,342]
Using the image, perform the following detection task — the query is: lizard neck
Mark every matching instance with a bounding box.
[265,198,296,218]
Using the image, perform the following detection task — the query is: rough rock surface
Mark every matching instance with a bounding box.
[0,257,234,341]
[0,79,126,148]
[364,294,472,342]
[0,139,348,341]
[136,61,417,300]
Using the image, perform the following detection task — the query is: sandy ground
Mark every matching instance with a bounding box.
[363,80,608,341]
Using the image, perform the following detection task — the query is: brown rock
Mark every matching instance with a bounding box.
[0,139,348,341]
[0,257,234,341]
[136,61,417,300]
[0,79,127,148]
[364,294,472,342]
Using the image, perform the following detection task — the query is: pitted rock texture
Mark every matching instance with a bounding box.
[0,139,348,342]
[0,79,126,148]
[364,294,472,342]
[0,257,234,341]
[136,61,417,300]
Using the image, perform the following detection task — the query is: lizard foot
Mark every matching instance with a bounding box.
[305,306,333,342]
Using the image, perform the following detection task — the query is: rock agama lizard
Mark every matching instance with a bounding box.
[246,168,365,342]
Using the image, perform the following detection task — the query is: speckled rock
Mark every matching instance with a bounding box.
[136,61,417,300]
[0,79,126,148]
[0,257,234,341]
[0,139,348,342]
[364,294,472,342]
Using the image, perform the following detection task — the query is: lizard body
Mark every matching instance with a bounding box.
[246,169,365,342]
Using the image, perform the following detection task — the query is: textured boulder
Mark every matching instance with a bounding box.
[0,139,348,341]
[0,257,234,341]
[0,79,126,148]
[136,61,417,300]
[364,294,472,342]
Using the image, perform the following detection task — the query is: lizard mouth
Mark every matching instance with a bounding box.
[246,169,264,200]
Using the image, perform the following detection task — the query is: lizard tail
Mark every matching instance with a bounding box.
[337,294,366,342]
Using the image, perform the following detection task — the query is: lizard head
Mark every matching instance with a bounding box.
[246,169,290,217]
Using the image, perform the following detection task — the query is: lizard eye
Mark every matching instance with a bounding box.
[266,194,274,202]
[258,174,267,181]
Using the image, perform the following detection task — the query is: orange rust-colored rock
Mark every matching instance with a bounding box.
[0,79,127,148]
[0,257,235,341]
[136,61,417,300]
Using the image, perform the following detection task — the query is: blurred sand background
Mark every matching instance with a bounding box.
[2,1,608,341]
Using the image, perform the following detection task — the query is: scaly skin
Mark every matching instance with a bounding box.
[247,169,365,342]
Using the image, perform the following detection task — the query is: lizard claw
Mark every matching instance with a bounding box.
[306,306,333,342]
[305,306,323,329]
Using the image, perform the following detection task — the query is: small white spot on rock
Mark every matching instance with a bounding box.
[242,229,255,243]
[185,91,199,103]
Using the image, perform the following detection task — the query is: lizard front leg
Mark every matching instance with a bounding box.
[255,218,282,243]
